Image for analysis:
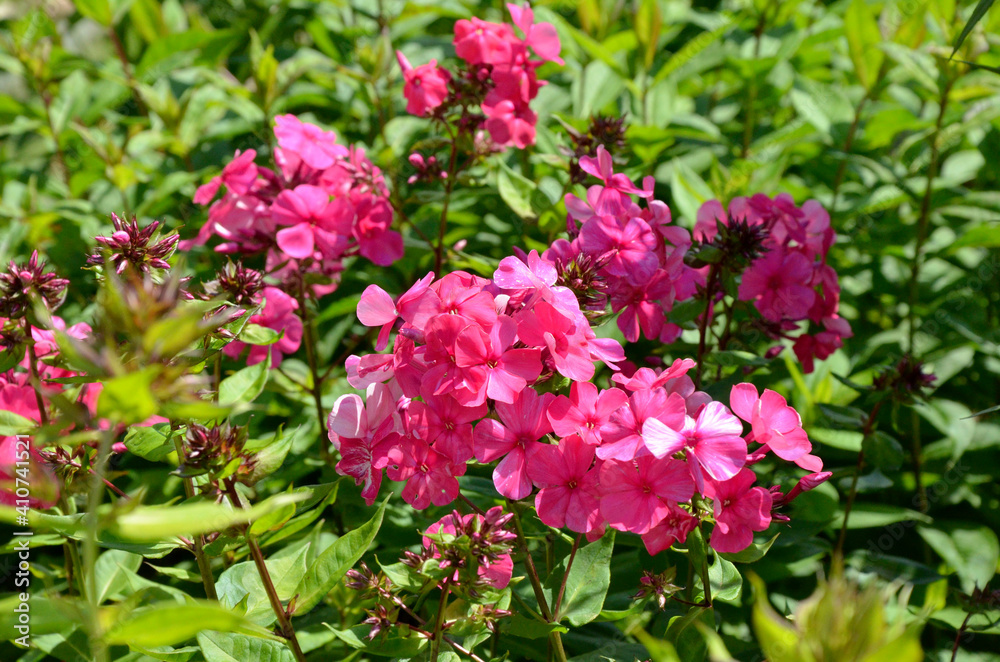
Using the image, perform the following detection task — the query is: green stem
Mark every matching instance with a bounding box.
[174,438,218,601]
[434,136,459,273]
[695,263,720,389]
[224,480,307,662]
[553,534,582,619]
[83,428,116,662]
[740,16,766,158]
[429,580,451,662]
[505,500,567,662]
[295,282,330,463]
[835,399,884,556]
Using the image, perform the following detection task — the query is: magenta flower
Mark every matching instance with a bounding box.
[737,248,816,322]
[273,114,348,170]
[407,392,486,464]
[354,195,404,267]
[526,434,601,533]
[482,99,538,149]
[473,390,554,500]
[597,389,686,462]
[454,315,542,405]
[387,438,463,510]
[194,149,259,204]
[327,384,400,505]
[580,215,659,283]
[453,17,514,65]
[640,504,699,555]
[515,301,594,381]
[223,287,303,367]
[598,455,695,534]
[705,468,772,553]
[506,2,563,64]
[642,401,747,492]
[396,51,452,117]
[547,382,628,446]
[729,384,811,463]
[271,184,352,259]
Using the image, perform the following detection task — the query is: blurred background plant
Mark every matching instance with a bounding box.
[0,0,999,660]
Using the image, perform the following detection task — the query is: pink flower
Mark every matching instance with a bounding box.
[473,390,554,500]
[526,434,602,533]
[515,301,595,381]
[453,17,514,65]
[729,384,811,463]
[223,287,303,367]
[642,401,747,492]
[273,115,348,170]
[407,392,486,464]
[327,384,400,505]
[357,284,398,351]
[597,388,686,462]
[640,504,699,555]
[271,184,353,259]
[705,468,772,553]
[598,455,695,534]
[353,197,403,266]
[482,99,537,148]
[194,149,259,204]
[454,315,542,405]
[737,248,816,322]
[387,438,463,510]
[506,3,563,64]
[397,52,452,116]
[580,216,659,283]
[547,382,628,446]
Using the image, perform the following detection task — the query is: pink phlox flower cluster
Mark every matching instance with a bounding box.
[695,193,852,372]
[398,3,561,149]
[332,272,824,553]
[545,146,700,344]
[187,115,403,293]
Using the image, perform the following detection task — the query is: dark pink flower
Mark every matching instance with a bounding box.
[642,401,747,492]
[327,384,400,505]
[705,468,772,553]
[506,2,563,64]
[454,315,542,405]
[597,388,686,462]
[397,51,452,116]
[473,390,554,500]
[598,455,695,534]
[547,381,628,446]
[482,99,537,148]
[580,215,659,283]
[407,392,486,464]
[273,114,348,170]
[271,184,352,259]
[729,384,811,463]
[526,434,601,533]
[453,17,514,65]
[640,504,699,555]
[738,248,816,322]
[387,438,463,510]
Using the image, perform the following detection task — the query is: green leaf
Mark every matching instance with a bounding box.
[748,574,800,662]
[708,556,742,604]
[104,601,280,647]
[216,545,309,626]
[500,614,567,639]
[0,409,35,435]
[720,533,779,564]
[123,423,176,462]
[292,497,388,614]
[239,324,281,346]
[108,493,308,542]
[845,0,885,90]
[951,0,995,57]
[97,367,159,424]
[218,357,270,407]
[197,631,295,662]
[917,523,1000,593]
[552,530,614,627]
[497,162,536,219]
[94,550,143,604]
[74,0,113,25]
[862,430,905,471]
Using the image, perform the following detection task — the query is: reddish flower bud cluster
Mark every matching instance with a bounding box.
[87,213,179,275]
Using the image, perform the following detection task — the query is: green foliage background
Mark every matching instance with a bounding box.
[1,0,1000,660]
